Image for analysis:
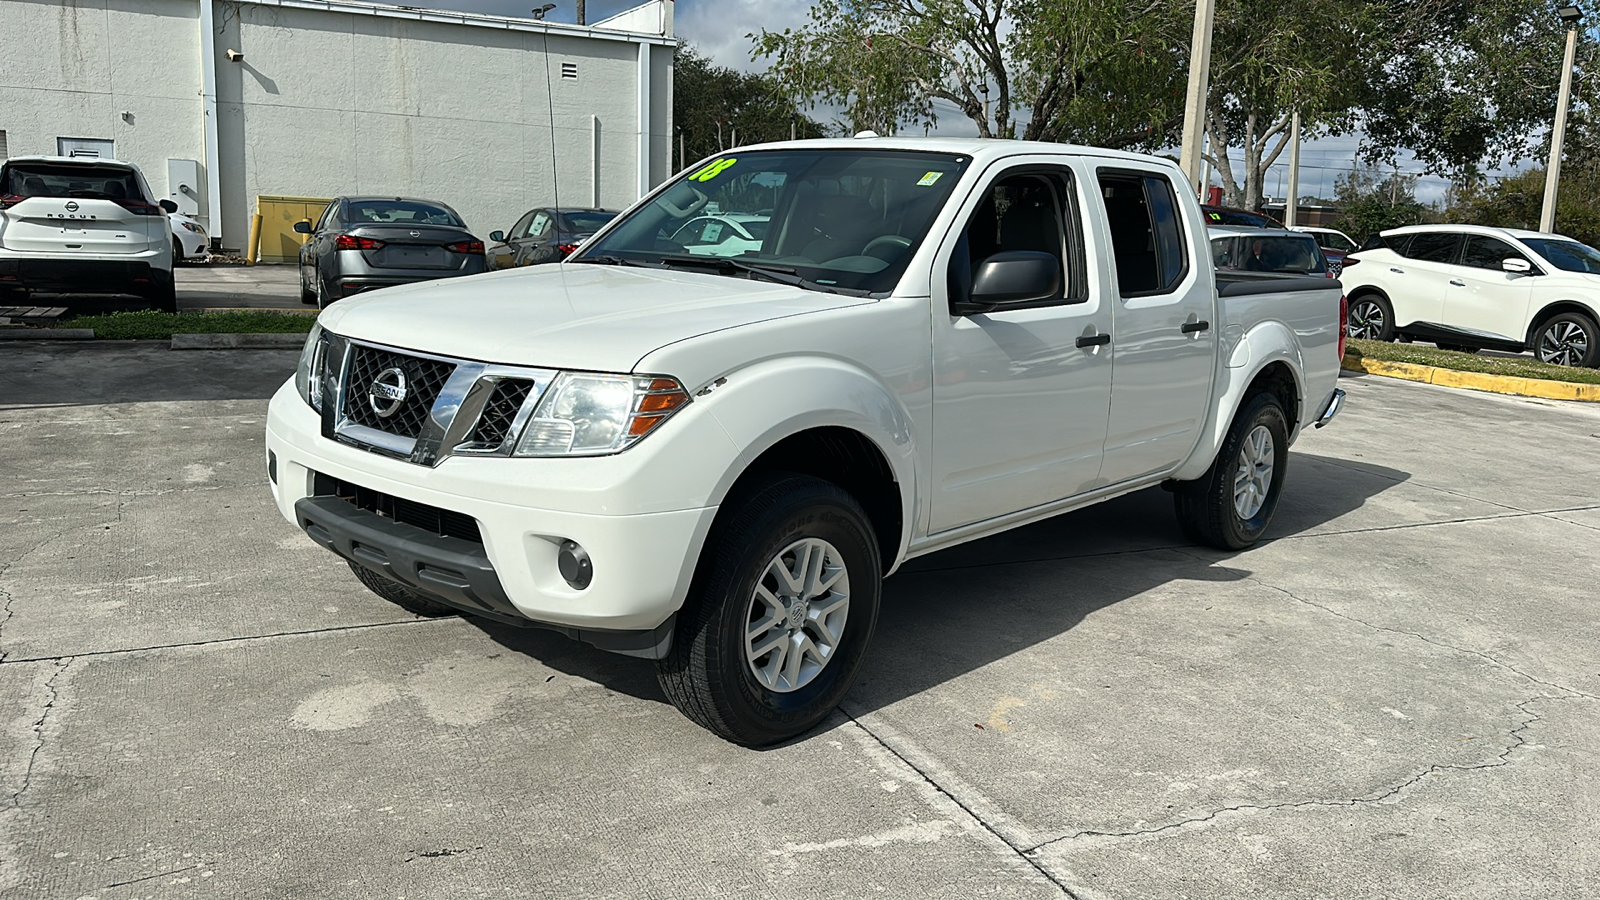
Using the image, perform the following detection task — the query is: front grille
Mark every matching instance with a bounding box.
[469,379,534,447]
[314,473,482,544]
[343,344,455,439]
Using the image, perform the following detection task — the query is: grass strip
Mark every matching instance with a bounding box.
[1345,339,1600,386]
[61,310,318,340]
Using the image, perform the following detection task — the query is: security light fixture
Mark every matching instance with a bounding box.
[225,48,244,62]
[1557,5,1582,22]
[532,3,556,18]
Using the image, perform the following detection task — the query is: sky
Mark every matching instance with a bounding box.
[409,0,1512,205]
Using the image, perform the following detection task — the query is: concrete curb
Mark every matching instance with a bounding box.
[170,333,308,350]
[0,328,95,340]
[1342,354,1600,402]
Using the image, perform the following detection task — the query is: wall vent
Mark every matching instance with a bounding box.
[560,61,579,80]
[0,130,8,162]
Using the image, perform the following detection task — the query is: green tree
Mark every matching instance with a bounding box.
[1444,167,1600,247]
[673,44,826,170]
[1328,162,1430,243]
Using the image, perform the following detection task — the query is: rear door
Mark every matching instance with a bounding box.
[1385,231,1461,329]
[0,160,165,254]
[1095,168,1217,485]
[1443,235,1536,341]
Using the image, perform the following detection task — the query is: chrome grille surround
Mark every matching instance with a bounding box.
[319,333,557,467]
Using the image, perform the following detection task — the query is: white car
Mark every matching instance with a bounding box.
[1343,224,1600,366]
[1292,226,1359,256]
[267,137,1344,745]
[169,212,208,265]
[668,214,769,256]
[0,155,176,310]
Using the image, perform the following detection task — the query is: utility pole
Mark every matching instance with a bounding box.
[1178,0,1218,188]
[575,0,585,25]
[1542,6,1583,233]
[1285,111,1301,228]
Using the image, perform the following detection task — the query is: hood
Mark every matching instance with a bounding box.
[316,262,876,373]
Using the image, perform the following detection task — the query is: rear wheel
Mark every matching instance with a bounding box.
[1347,295,1394,342]
[346,560,459,617]
[1532,312,1599,367]
[145,272,178,313]
[657,474,881,747]
[1174,392,1290,551]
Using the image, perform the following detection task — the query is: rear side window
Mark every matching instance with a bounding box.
[1402,232,1461,263]
[1,162,147,202]
[1100,171,1188,295]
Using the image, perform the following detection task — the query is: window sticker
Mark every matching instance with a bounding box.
[689,158,738,182]
[917,171,944,187]
[703,222,724,242]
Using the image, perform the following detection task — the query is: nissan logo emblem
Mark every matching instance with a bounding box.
[368,367,409,419]
[65,201,79,212]
[409,230,421,238]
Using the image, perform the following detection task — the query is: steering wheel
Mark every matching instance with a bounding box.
[862,234,912,260]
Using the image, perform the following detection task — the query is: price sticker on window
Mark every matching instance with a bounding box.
[689,158,738,182]
[917,171,944,187]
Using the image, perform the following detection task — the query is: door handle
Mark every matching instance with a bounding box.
[1449,279,1466,287]
[1076,333,1111,348]
[1181,320,1211,334]
[1390,267,1405,274]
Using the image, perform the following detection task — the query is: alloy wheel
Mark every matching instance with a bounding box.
[1347,300,1385,340]
[1233,424,1275,521]
[744,538,850,693]
[1537,321,1590,367]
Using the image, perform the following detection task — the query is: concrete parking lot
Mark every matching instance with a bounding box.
[0,343,1596,899]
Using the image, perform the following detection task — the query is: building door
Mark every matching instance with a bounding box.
[57,137,115,159]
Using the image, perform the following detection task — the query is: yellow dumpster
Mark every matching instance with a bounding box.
[255,195,332,264]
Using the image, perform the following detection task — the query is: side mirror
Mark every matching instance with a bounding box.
[489,230,505,243]
[1502,258,1532,274]
[159,199,178,214]
[953,251,1061,314]
[292,221,312,234]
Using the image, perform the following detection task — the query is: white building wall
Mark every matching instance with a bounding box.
[0,0,674,251]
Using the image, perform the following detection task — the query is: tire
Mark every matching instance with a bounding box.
[145,272,178,314]
[1346,294,1394,342]
[172,243,183,269]
[656,473,882,748]
[1435,343,1479,354]
[346,560,459,618]
[299,269,317,305]
[1532,312,1599,367]
[1173,392,1290,551]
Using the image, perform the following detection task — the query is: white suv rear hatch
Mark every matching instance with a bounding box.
[0,159,167,254]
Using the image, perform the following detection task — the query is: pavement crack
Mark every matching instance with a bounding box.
[0,526,76,664]
[6,657,70,812]
[843,712,1082,899]
[0,616,456,666]
[1026,695,1573,854]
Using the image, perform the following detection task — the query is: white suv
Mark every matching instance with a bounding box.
[0,156,177,311]
[1343,224,1600,367]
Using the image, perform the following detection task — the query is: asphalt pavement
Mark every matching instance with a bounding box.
[0,344,1596,898]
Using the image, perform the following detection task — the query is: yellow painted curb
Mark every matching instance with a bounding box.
[1341,355,1600,402]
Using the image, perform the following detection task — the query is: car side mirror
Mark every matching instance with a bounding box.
[489,230,505,243]
[292,221,312,234]
[952,251,1062,315]
[1502,258,1532,274]
[159,199,178,214]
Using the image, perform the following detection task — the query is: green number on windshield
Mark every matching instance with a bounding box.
[689,158,738,182]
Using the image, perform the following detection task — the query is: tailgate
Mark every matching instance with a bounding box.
[0,197,161,254]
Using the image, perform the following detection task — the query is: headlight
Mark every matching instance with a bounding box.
[293,323,327,411]
[513,372,690,457]
[181,221,205,234]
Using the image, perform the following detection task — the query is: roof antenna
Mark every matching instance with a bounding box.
[539,26,561,215]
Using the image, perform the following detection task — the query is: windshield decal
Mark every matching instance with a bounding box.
[690,158,738,182]
[917,171,944,186]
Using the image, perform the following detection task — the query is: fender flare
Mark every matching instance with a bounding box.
[1526,299,1600,346]
[1171,320,1305,483]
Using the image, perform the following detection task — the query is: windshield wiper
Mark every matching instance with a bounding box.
[570,254,654,268]
[655,255,870,297]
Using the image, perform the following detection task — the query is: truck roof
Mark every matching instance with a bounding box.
[724,135,1183,171]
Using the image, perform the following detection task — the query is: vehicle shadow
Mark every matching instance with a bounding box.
[467,451,1411,727]
[0,342,298,407]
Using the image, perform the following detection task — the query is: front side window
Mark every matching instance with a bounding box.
[346,200,464,227]
[948,169,1083,306]
[575,149,971,295]
[1100,171,1189,295]
[1521,237,1600,274]
[1461,236,1528,271]
[1402,232,1461,263]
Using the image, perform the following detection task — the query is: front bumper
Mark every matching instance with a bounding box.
[265,381,718,650]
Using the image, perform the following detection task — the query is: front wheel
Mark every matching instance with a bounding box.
[1347,295,1394,342]
[1533,312,1598,367]
[1173,392,1290,551]
[657,474,881,748]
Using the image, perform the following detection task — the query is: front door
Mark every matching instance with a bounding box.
[1094,168,1217,485]
[1443,235,1536,342]
[929,161,1113,533]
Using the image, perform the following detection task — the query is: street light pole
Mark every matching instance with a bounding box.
[1178,0,1218,191]
[1541,6,1583,233]
[1285,111,1301,228]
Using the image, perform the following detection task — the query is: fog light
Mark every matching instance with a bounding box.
[557,540,592,590]
[268,450,278,484]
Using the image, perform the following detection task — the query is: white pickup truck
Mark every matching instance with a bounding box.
[266,137,1346,746]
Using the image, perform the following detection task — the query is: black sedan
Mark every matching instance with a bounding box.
[296,197,486,307]
[487,207,619,270]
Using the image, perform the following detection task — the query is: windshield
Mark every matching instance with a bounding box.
[346,200,464,227]
[561,211,617,233]
[1,162,147,202]
[1522,237,1600,274]
[575,149,971,294]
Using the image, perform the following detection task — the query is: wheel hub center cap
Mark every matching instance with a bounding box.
[788,604,806,630]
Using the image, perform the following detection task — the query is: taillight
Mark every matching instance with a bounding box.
[114,198,165,216]
[334,234,385,251]
[556,243,579,258]
[445,240,485,255]
[1341,257,1361,268]
[0,193,24,209]
[1338,295,1349,359]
